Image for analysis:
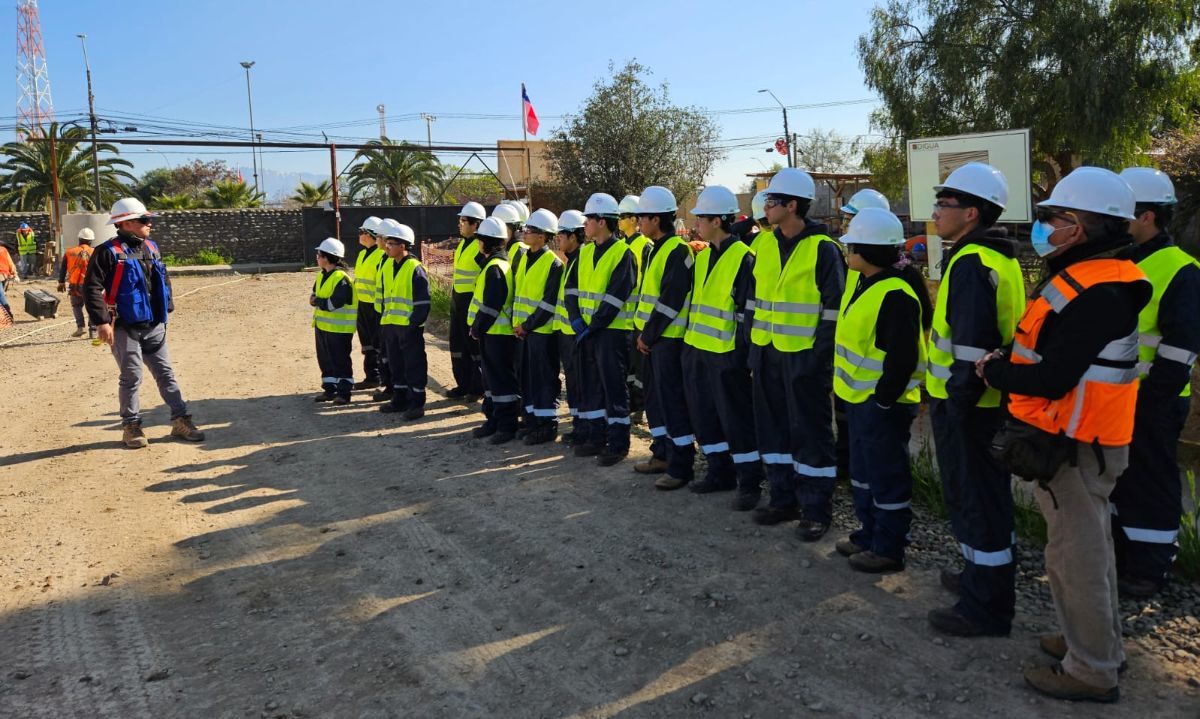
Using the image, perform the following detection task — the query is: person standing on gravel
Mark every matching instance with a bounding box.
[310,237,358,405]
[352,216,387,394]
[15,222,36,278]
[554,210,587,446]
[468,218,520,444]
[511,209,564,445]
[375,219,430,420]
[58,227,96,339]
[447,202,487,401]
[83,198,205,448]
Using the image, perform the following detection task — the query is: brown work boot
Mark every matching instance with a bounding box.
[848,550,904,573]
[634,457,668,474]
[1039,634,1127,673]
[1023,663,1118,703]
[835,538,866,557]
[170,415,206,442]
[654,474,689,491]
[122,421,148,449]
[71,326,85,337]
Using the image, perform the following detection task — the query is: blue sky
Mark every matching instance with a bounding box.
[13,0,884,198]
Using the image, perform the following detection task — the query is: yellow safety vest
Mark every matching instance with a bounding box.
[684,240,751,353]
[453,236,483,294]
[576,239,635,330]
[16,230,35,255]
[1136,245,1200,397]
[634,234,691,339]
[833,274,926,404]
[312,269,358,333]
[556,254,578,335]
[749,227,774,254]
[467,256,514,336]
[926,244,1025,407]
[628,233,653,286]
[375,257,424,327]
[353,245,385,304]
[750,231,838,351]
[512,249,561,335]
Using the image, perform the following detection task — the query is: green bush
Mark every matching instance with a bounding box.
[1178,471,1200,581]
[429,274,452,322]
[161,249,232,266]
[910,436,948,519]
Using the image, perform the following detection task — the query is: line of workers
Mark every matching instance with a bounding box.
[310,163,1197,704]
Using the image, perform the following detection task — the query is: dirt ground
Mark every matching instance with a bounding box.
[1,272,1198,719]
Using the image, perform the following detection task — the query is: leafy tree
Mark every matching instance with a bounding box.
[0,122,135,211]
[135,167,173,204]
[431,165,505,205]
[1156,125,1200,251]
[793,128,862,173]
[860,142,909,204]
[153,192,201,210]
[345,139,444,205]
[204,178,264,209]
[135,159,239,205]
[858,1,1200,187]
[546,60,723,208]
[290,180,333,206]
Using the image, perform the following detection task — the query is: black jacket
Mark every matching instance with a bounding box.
[843,269,922,407]
[640,235,694,347]
[83,232,175,327]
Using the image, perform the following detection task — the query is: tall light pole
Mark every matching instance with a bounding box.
[758,89,792,168]
[240,60,259,192]
[77,34,101,208]
[420,113,436,148]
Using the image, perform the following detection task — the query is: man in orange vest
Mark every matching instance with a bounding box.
[978,168,1150,703]
[58,227,97,338]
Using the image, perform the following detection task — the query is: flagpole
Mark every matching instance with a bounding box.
[521,83,530,203]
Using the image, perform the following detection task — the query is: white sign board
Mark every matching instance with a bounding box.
[906,129,1032,223]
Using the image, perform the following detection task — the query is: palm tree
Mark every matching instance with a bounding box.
[0,122,136,211]
[152,192,200,210]
[290,180,332,206]
[345,139,444,205]
[204,178,264,208]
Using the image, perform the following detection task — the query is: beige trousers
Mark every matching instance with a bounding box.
[1035,442,1128,689]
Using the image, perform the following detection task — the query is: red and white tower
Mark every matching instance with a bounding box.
[16,0,53,139]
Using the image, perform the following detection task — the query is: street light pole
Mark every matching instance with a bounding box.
[240,61,259,192]
[420,113,437,148]
[77,34,101,209]
[758,89,792,168]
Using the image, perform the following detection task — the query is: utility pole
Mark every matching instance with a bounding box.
[420,113,436,148]
[758,89,792,168]
[240,61,259,192]
[77,34,101,209]
[377,104,387,139]
[256,132,265,200]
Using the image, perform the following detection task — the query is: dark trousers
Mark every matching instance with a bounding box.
[930,398,1014,633]
[578,328,631,453]
[628,341,647,415]
[1112,394,1189,586]
[381,324,428,410]
[834,396,850,479]
[645,337,694,479]
[521,332,560,428]
[69,289,93,329]
[315,329,353,399]
[559,332,582,420]
[640,335,668,461]
[479,332,519,433]
[682,344,762,492]
[356,303,382,383]
[449,291,484,394]
[751,346,837,524]
[848,401,917,561]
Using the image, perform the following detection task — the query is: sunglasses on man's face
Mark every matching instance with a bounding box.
[134,217,154,225]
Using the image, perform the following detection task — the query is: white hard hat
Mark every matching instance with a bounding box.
[77,227,95,242]
[1119,167,1177,205]
[691,185,739,216]
[618,194,641,215]
[933,162,1009,209]
[491,203,523,226]
[359,216,383,234]
[840,188,890,216]
[841,207,905,246]
[107,197,156,225]
[751,190,768,220]
[558,209,586,232]
[458,201,487,220]
[315,237,346,258]
[503,199,530,222]
[765,168,816,201]
[379,218,415,244]
[583,193,620,217]
[638,186,678,213]
[1038,166,1136,221]
[525,208,559,234]
[477,217,509,240]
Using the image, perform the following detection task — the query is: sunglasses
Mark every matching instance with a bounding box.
[932,201,963,211]
[134,217,154,225]
[1035,207,1079,224]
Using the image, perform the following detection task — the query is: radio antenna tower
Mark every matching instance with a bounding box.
[16,0,54,139]
[377,103,386,139]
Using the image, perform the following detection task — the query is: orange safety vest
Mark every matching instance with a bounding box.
[65,244,92,285]
[1007,258,1149,447]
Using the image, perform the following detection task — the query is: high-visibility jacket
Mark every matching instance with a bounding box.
[684,241,752,353]
[576,239,635,330]
[749,227,774,254]
[926,244,1025,407]
[353,245,386,305]
[634,234,691,339]
[312,269,358,333]
[1008,259,1148,446]
[750,232,837,351]
[628,233,653,285]
[375,257,424,327]
[1136,245,1200,397]
[555,253,578,336]
[16,230,35,255]
[64,244,93,285]
[467,257,514,335]
[833,274,926,404]
[512,249,560,335]
[453,236,483,294]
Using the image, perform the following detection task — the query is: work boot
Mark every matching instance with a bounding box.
[122,421,148,449]
[445,386,467,398]
[402,407,425,421]
[370,389,394,403]
[489,431,516,445]
[473,424,497,439]
[333,396,351,406]
[88,327,97,340]
[730,491,760,512]
[940,568,962,595]
[354,378,379,390]
[524,425,556,446]
[314,392,336,402]
[597,449,628,467]
[462,393,483,403]
[654,474,689,490]
[169,415,206,442]
[689,475,737,494]
[379,403,408,414]
[1039,634,1128,672]
[1117,576,1160,600]
[836,538,866,557]
[795,519,829,542]
[848,550,904,573]
[633,457,668,475]
[515,423,532,440]
[1023,664,1118,703]
[72,326,85,337]
[927,606,1009,637]
[752,506,799,526]
[574,442,603,458]
[560,429,580,446]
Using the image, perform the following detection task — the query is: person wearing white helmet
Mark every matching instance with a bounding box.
[978,167,1152,702]
[492,202,528,259]
[446,201,488,401]
[1110,167,1200,600]
[564,192,638,465]
[681,186,763,508]
[83,197,205,447]
[374,220,430,420]
[511,209,566,444]
[839,188,890,217]
[748,168,845,538]
[309,237,358,405]
[619,193,654,429]
[58,226,97,338]
[467,217,521,444]
[924,161,1025,641]
[554,209,588,444]
[352,216,388,394]
[831,208,932,574]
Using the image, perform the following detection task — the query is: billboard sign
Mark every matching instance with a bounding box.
[906,129,1032,223]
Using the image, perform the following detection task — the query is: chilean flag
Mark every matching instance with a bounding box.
[522,83,540,136]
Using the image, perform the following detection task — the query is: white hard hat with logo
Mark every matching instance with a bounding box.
[583,193,620,217]
[491,203,523,226]
[458,201,487,220]
[379,218,415,244]
[107,197,156,225]
[841,207,905,246]
[638,186,678,213]
[933,162,1009,209]
[1038,166,1136,220]
[77,227,96,242]
[316,237,346,258]
[1119,167,1177,205]
[691,185,739,216]
[558,209,586,231]
[765,168,816,201]
[359,216,384,235]
[526,208,559,234]
[840,188,890,216]
[477,217,510,239]
[618,194,641,215]
[502,199,530,222]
